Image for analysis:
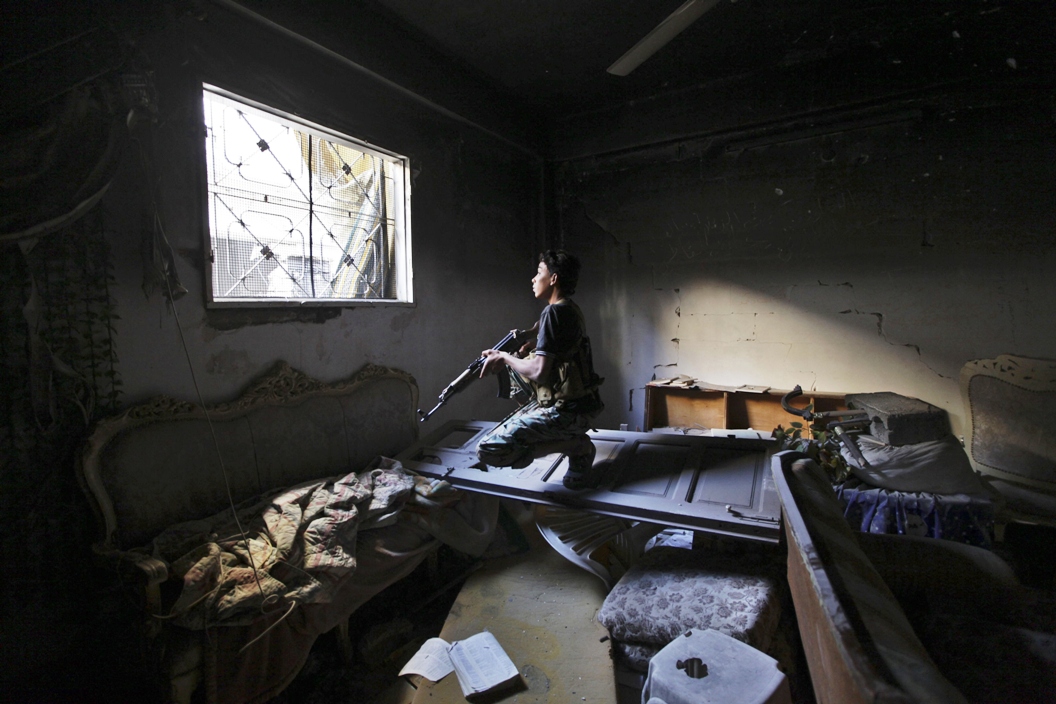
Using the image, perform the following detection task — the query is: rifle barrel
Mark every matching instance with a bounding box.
[418,329,526,422]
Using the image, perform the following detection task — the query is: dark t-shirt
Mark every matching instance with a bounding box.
[532,298,602,414]
[535,300,584,361]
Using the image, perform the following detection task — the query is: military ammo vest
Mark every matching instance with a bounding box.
[530,301,603,408]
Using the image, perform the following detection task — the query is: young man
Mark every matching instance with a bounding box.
[476,250,605,489]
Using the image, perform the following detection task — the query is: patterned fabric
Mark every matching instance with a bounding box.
[837,478,995,548]
[611,641,659,672]
[151,462,416,629]
[597,545,784,654]
[602,537,803,701]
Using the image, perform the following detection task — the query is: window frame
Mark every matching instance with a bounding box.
[200,83,414,308]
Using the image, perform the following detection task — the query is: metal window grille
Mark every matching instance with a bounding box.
[202,87,409,304]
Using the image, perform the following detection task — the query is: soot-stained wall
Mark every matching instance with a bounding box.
[561,96,1056,436]
[105,6,543,422]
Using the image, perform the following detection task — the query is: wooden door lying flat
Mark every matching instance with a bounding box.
[397,420,781,543]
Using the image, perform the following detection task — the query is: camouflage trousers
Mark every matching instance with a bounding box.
[476,399,596,469]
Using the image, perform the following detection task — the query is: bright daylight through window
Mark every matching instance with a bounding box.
[202,86,412,305]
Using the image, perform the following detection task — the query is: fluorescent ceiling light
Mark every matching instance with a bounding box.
[607,0,725,76]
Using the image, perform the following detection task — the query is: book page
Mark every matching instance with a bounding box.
[398,637,455,682]
[447,631,519,697]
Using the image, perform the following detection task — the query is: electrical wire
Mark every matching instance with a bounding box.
[134,116,275,616]
[161,259,275,612]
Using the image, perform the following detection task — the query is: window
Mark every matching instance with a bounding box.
[201,85,412,305]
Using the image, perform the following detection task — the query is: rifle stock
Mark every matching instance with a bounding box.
[418,329,527,422]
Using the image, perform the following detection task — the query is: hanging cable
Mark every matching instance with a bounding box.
[132,120,275,613]
[160,261,276,612]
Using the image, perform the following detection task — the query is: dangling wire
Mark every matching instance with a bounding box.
[131,104,283,625]
[158,214,271,612]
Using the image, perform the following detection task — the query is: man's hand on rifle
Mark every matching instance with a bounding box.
[479,349,507,378]
[516,322,539,357]
[481,324,537,376]
[480,345,551,383]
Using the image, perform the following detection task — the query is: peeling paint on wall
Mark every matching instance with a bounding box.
[562,98,1056,434]
[205,347,253,378]
[839,309,885,337]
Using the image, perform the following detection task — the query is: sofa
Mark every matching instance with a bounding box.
[772,450,1056,703]
[77,362,498,704]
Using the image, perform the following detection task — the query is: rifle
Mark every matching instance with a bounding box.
[418,329,530,422]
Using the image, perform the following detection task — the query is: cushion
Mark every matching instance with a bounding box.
[857,531,1019,605]
[961,355,1056,493]
[611,641,660,672]
[597,545,784,653]
[986,477,1056,518]
[840,434,991,496]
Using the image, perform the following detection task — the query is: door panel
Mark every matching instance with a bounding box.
[397,420,781,543]
[691,448,760,507]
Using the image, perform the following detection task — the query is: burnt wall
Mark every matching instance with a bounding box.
[561,91,1056,435]
[106,5,543,411]
[1,1,543,687]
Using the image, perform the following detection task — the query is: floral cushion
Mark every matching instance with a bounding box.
[611,641,659,672]
[597,545,784,654]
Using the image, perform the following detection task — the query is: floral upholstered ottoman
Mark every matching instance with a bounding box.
[597,542,786,673]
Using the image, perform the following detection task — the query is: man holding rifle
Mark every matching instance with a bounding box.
[476,250,605,489]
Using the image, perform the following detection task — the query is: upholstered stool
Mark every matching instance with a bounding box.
[597,542,786,675]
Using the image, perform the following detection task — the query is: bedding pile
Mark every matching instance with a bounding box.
[151,459,420,630]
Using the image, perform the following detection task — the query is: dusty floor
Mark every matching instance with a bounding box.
[8,518,1053,703]
[268,544,479,704]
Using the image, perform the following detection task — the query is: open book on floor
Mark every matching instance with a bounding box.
[399,630,523,699]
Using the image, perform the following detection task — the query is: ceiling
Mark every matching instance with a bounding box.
[2,0,1052,159]
[361,0,1055,119]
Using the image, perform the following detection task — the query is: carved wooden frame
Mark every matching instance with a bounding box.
[76,361,418,606]
[961,354,1056,491]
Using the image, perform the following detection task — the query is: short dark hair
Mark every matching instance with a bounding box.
[539,250,581,295]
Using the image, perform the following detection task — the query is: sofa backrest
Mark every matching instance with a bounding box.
[960,354,1056,493]
[771,451,968,704]
[79,362,419,550]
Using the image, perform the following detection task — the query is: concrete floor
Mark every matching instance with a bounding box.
[261,499,621,704]
[408,501,617,704]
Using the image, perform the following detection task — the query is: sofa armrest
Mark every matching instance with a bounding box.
[93,543,169,616]
[772,452,969,704]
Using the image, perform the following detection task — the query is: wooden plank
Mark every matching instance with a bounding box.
[645,386,726,430]
[812,394,849,415]
[648,386,847,433]
[729,393,790,433]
